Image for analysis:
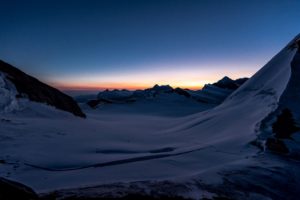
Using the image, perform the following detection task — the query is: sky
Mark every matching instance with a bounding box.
[1,0,300,91]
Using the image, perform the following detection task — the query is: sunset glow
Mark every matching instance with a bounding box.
[1,0,299,92]
[51,65,256,91]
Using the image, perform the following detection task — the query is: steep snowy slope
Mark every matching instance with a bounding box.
[256,38,300,155]
[0,60,85,117]
[153,35,297,150]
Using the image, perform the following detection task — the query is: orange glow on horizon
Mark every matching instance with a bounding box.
[48,65,255,92]
[55,83,204,91]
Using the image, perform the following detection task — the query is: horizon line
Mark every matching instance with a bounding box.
[57,84,204,92]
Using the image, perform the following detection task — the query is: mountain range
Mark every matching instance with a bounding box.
[83,76,248,109]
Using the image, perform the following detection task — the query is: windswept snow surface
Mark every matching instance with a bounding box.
[1,35,300,199]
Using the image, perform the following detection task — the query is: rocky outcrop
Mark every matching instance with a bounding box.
[0,60,86,118]
[0,177,39,200]
[272,109,299,139]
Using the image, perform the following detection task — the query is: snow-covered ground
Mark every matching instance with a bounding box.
[1,34,300,199]
[84,92,216,117]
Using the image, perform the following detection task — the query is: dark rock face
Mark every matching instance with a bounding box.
[272,109,299,139]
[266,138,289,154]
[0,60,86,118]
[0,177,39,200]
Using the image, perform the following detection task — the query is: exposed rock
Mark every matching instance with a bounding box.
[0,60,86,118]
[0,177,39,200]
[266,138,289,154]
[272,108,299,139]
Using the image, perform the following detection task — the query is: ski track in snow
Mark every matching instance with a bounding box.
[24,146,212,172]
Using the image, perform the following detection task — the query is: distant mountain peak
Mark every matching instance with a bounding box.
[220,76,232,81]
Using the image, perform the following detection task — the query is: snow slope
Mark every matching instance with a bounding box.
[1,34,300,199]
[0,73,19,113]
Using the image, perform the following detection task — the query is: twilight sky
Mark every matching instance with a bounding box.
[1,0,300,90]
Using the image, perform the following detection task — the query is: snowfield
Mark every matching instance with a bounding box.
[1,34,300,199]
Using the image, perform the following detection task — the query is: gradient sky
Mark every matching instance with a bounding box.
[1,0,300,90]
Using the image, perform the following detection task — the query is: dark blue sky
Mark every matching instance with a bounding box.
[1,0,300,90]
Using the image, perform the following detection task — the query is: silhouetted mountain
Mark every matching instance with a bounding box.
[213,76,248,90]
[87,77,248,108]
